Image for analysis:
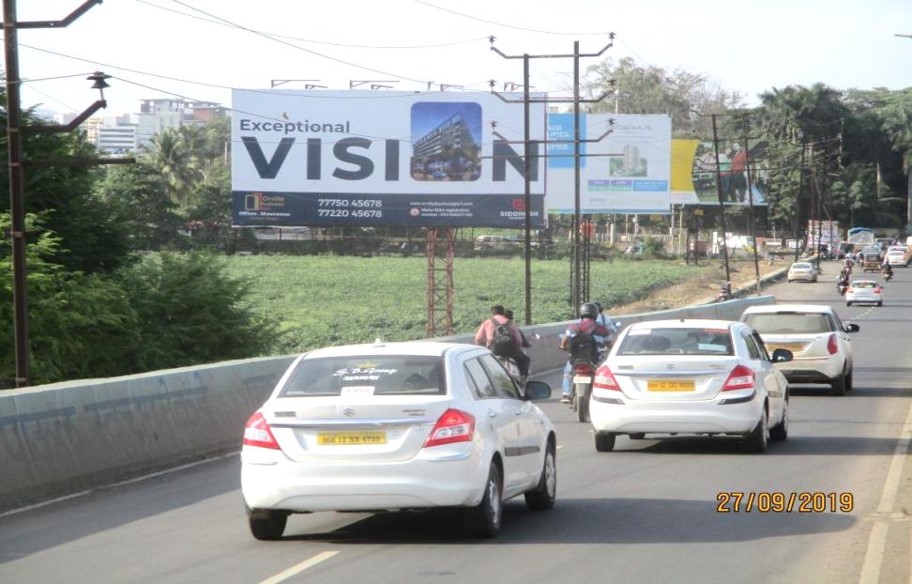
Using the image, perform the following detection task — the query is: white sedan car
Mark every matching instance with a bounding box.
[588,319,792,453]
[787,262,818,283]
[845,279,883,306]
[241,341,556,540]
[740,304,859,395]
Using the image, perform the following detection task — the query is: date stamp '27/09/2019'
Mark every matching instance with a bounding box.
[716,492,854,513]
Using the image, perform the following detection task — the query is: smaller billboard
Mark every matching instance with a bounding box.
[671,139,769,206]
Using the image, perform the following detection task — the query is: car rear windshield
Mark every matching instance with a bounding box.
[743,313,832,334]
[617,327,734,356]
[852,281,877,288]
[279,355,446,397]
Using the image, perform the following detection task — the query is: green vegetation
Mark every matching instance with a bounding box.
[223,255,701,354]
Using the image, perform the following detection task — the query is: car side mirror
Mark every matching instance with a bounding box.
[523,380,552,401]
[771,348,793,363]
[844,323,860,333]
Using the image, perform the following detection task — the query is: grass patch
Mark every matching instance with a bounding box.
[223,255,703,354]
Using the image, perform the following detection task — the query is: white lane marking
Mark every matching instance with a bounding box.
[858,398,912,584]
[258,551,340,584]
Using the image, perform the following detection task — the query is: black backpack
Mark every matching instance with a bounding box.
[489,319,517,357]
[569,322,600,363]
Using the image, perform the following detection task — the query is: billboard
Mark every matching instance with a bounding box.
[670,139,769,206]
[231,89,547,228]
[545,113,672,214]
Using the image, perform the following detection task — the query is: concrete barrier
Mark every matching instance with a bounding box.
[0,295,775,513]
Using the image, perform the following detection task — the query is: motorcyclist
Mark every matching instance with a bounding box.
[474,304,530,383]
[835,268,850,293]
[558,302,612,403]
[881,259,893,279]
[593,301,619,349]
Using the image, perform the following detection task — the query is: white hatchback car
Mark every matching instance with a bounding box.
[241,341,556,540]
[740,304,859,395]
[588,319,792,453]
[787,262,818,283]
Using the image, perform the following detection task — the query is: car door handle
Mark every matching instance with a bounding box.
[488,410,498,418]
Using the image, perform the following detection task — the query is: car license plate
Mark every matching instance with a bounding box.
[647,379,695,392]
[572,375,592,384]
[767,343,805,353]
[317,431,387,445]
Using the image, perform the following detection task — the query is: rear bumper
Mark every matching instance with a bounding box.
[589,392,763,435]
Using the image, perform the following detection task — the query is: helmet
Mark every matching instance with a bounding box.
[579,302,599,320]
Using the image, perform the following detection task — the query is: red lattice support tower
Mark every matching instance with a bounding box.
[426,228,455,337]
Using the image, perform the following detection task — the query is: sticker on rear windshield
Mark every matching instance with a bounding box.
[334,367,398,382]
[340,386,376,397]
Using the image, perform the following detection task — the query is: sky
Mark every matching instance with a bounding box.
[12,0,912,119]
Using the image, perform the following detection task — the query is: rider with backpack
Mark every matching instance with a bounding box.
[559,302,612,403]
[474,305,531,383]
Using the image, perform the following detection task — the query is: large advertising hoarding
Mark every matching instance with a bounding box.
[231,89,547,228]
[545,113,672,214]
[670,139,769,206]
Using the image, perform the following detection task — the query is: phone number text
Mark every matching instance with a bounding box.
[317,198,383,208]
[316,209,383,218]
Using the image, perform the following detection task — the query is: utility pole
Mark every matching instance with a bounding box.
[710,114,731,284]
[740,115,762,294]
[4,0,130,388]
[490,36,614,318]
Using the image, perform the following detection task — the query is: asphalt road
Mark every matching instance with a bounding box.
[2,261,911,584]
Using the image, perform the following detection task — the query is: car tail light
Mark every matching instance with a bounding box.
[424,408,475,448]
[593,366,621,391]
[572,362,595,376]
[827,333,838,355]
[875,287,882,293]
[722,365,755,391]
[243,411,280,450]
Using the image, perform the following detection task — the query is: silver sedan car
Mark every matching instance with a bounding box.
[589,319,792,453]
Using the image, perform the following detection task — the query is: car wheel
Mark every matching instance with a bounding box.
[769,398,788,442]
[845,369,854,392]
[846,301,851,306]
[877,301,883,307]
[831,371,848,396]
[524,442,556,510]
[745,408,769,453]
[464,462,503,538]
[594,432,616,452]
[629,433,646,440]
[248,509,288,541]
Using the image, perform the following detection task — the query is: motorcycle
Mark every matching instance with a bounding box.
[882,267,893,281]
[714,282,733,303]
[569,357,597,423]
[495,355,524,387]
[836,281,848,295]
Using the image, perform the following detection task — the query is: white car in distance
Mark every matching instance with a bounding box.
[588,319,792,454]
[241,340,557,540]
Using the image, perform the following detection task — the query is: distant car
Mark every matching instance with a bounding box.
[885,248,908,267]
[787,262,818,283]
[241,341,556,540]
[588,319,792,453]
[740,304,859,396]
[845,279,883,307]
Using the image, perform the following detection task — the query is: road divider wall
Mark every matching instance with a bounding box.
[0,295,774,513]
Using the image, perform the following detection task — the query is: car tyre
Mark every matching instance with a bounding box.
[248,509,288,541]
[629,433,646,440]
[846,301,852,306]
[831,371,848,396]
[769,398,788,442]
[877,301,883,307]
[845,369,854,392]
[594,432,616,452]
[464,462,503,538]
[524,442,556,510]
[745,408,768,453]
